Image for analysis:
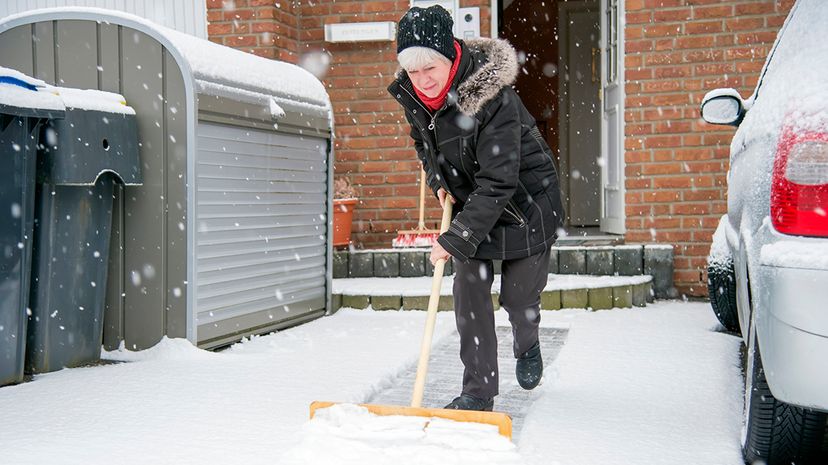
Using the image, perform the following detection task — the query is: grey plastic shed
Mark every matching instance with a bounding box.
[0,7,334,350]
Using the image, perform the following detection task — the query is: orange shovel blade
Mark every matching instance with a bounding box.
[309,401,512,439]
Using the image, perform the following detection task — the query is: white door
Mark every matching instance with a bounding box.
[600,0,625,234]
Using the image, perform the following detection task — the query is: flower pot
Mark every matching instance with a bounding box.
[333,198,358,248]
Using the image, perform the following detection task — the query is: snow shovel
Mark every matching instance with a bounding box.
[310,198,513,439]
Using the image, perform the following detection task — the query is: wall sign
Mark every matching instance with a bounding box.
[324,22,396,43]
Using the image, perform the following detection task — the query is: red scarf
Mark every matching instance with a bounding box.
[413,40,463,112]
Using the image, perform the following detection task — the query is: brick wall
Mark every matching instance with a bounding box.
[207,0,795,297]
[206,0,300,62]
[623,0,794,295]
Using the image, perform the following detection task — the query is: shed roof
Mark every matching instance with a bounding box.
[0,7,331,116]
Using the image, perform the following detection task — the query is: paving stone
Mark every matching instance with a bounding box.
[558,247,587,274]
[372,295,402,310]
[614,245,643,276]
[586,247,615,275]
[342,294,370,309]
[364,326,570,442]
[349,252,374,278]
[426,256,454,276]
[541,290,561,310]
[399,252,426,277]
[333,251,349,278]
[401,295,454,311]
[548,247,559,273]
[588,287,614,310]
[644,245,677,298]
[633,283,649,307]
[645,282,656,303]
[402,296,429,310]
[561,288,588,308]
[373,252,400,277]
[438,296,454,311]
[612,285,633,308]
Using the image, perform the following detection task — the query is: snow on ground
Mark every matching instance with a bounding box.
[0,301,744,465]
[334,273,652,296]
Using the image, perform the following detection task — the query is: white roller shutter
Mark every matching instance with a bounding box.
[195,122,328,346]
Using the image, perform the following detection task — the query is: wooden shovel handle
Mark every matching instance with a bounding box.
[411,197,453,408]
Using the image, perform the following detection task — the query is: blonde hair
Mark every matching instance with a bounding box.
[397,46,452,71]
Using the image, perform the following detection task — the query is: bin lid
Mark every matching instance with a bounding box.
[0,66,65,119]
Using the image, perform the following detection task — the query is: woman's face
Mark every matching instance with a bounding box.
[407,59,452,98]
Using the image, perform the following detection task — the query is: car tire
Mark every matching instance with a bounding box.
[707,259,740,333]
[742,334,828,464]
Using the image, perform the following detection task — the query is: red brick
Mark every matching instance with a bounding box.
[692,5,734,19]
[676,35,715,49]
[735,3,776,15]
[725,17,765,32]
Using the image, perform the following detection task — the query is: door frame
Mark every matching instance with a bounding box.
[599,0,626,234]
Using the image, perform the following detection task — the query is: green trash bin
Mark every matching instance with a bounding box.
[26,88,141,374]
[0,71,64,386]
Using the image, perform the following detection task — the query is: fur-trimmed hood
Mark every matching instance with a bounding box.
[394,38,519,116]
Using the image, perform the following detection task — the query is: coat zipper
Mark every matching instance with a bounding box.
[401,85,442,141]
[506,201,527,227]
[402,83,523,228]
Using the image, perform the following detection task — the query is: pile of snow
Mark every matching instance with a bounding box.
[0,66,64,111]
[761,240,828,269]
[279,403,520,465]
[54,86,135,115]
[0,65,133,114]
[334,274,652,297]
[708,215,732,271]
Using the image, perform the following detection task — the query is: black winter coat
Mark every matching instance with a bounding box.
[389,38,565,261]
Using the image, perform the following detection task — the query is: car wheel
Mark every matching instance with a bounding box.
[707,259,740,333]
[742,328,828,464]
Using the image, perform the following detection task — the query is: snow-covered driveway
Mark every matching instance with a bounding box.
[0,301,744,464]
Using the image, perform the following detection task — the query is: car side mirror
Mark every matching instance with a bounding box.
[701,88,746,126]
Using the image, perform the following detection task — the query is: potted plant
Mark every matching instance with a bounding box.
[332,176,358,248]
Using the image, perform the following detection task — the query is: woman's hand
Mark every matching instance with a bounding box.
[430,242,452,266]
[436,188,455,209]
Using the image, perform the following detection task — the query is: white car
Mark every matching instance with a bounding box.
[701,0,828,463]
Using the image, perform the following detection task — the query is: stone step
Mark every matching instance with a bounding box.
[334,244,676,299]
[333,274,654,311]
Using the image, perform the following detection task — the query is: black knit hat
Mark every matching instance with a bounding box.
[396,5,456,61]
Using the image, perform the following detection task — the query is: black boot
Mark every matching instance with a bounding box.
[516,341,542,390]
[444,394,494,412]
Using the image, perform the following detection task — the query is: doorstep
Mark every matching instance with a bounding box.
[332,274,654,311]
[333,244,676,299]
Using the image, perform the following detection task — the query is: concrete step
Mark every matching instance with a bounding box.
[333,273,654,311]
[334,244,676,299]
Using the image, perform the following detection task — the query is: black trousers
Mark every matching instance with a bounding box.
[451,247,551,399]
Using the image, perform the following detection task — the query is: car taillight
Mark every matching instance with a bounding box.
[771,127,828,237]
